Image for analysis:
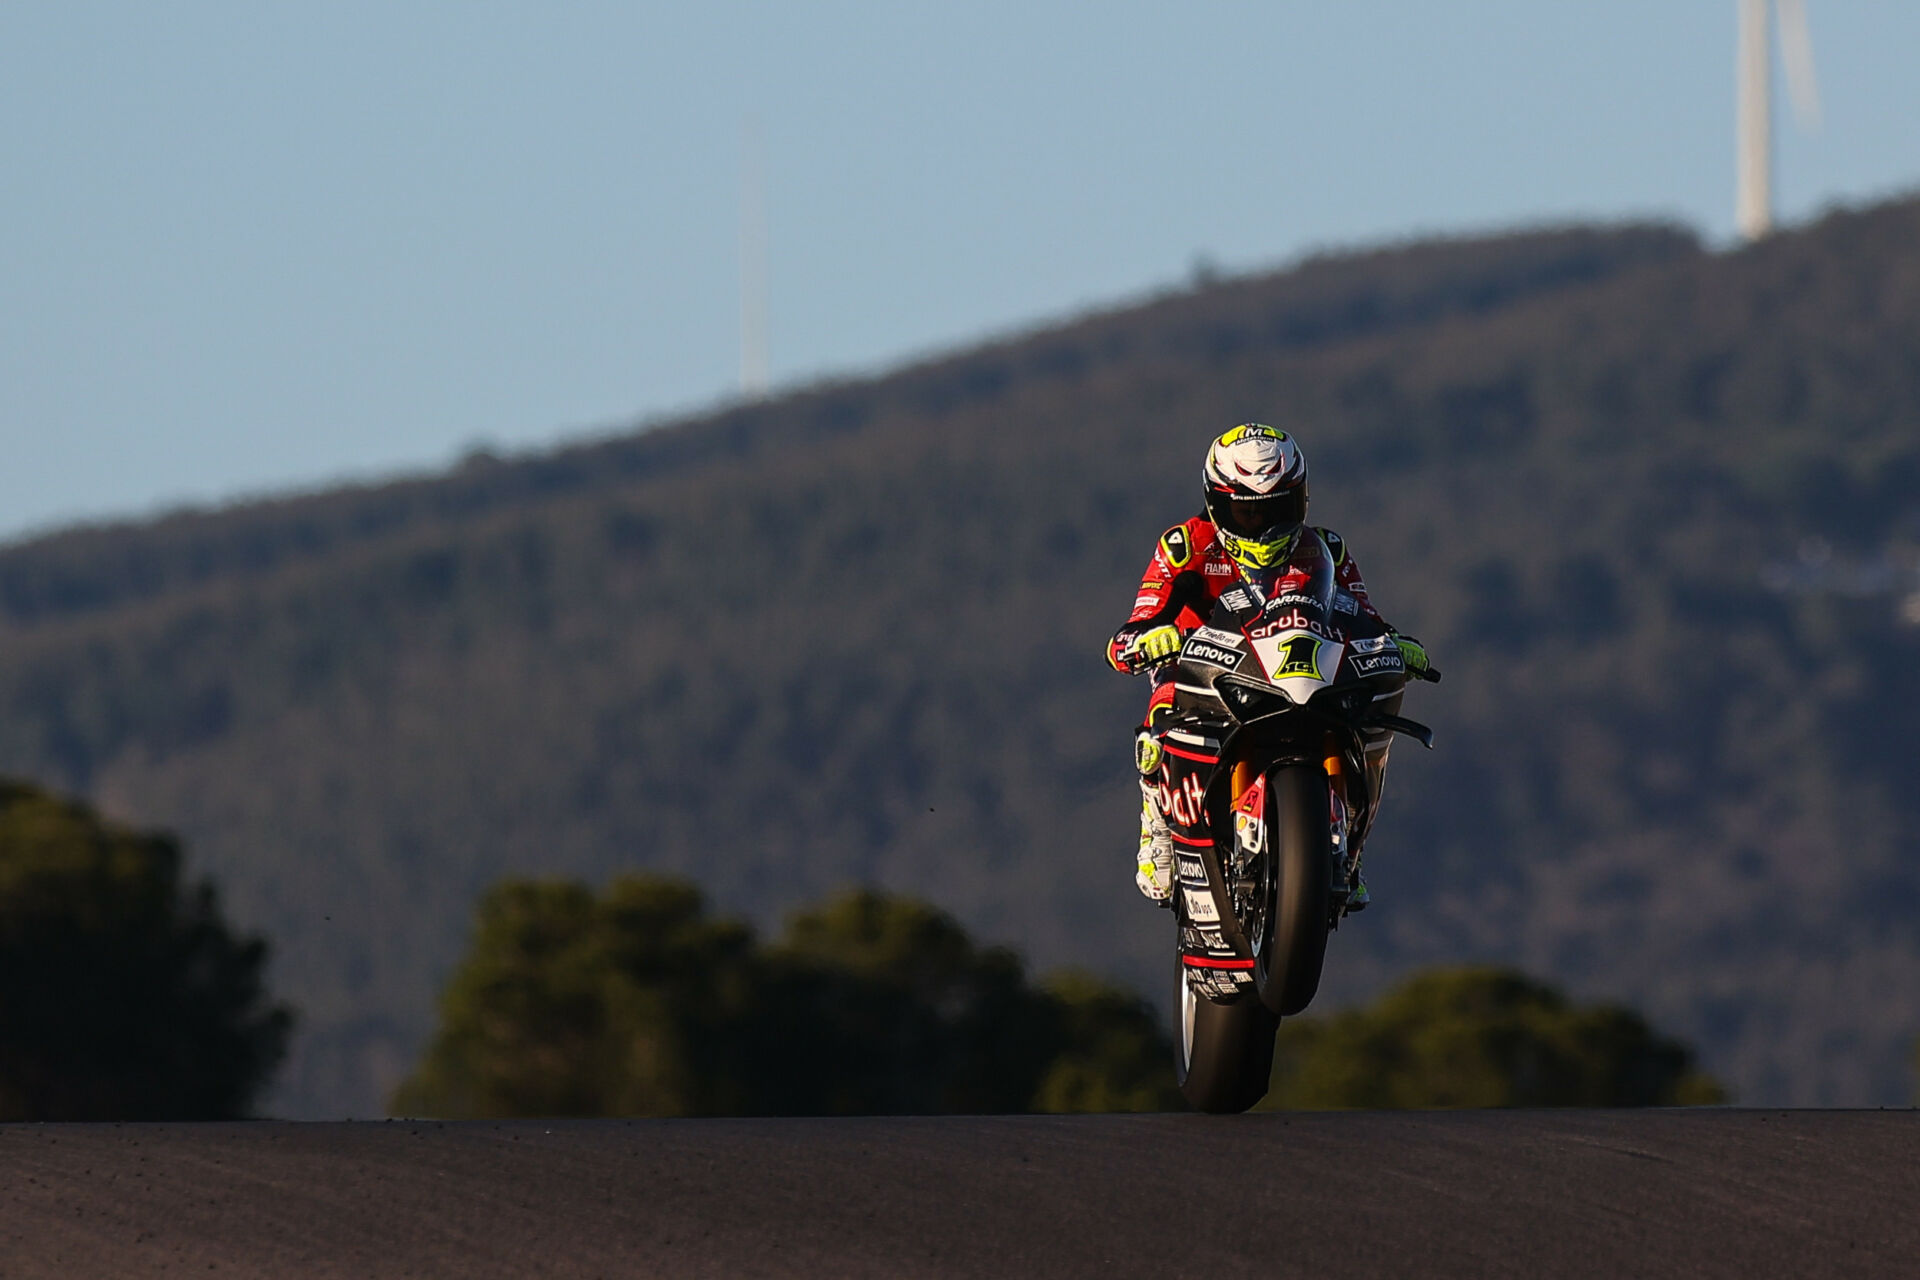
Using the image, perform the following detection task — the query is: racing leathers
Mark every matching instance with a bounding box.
[1108,516,1405,905]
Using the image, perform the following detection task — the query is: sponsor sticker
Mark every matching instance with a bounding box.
[1181,640,1241,668]
[1202,561,1234,576]
[1219,589,1255,613]
[1250,610,1335,641]
[1193,625,1243,647]
[1351,651,1404,675]
[1132,595,1159,610]
[1156,770,1210,827]
[1184,887,1219,922]
[1334,590,1357,614]
[1349,634,1394,654]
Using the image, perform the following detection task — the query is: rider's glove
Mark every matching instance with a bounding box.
[1391,632,1431,677]
[1128,624,1184,667]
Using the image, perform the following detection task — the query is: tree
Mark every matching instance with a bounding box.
[389,876,759,1118]
[0,779,292,1120]
[1029,969,1180,1114]
[392,875,1180,1117]
[1261,966,1727,1110]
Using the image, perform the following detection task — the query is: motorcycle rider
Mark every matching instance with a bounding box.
[1106,423,1430,906]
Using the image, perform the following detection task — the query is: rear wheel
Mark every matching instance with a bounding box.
[1252,763,1332,1017]
[1175,969,1278,1113]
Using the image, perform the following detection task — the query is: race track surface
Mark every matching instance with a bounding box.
[2,1110,1915,1278]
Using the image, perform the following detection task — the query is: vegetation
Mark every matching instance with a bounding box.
[391,876,1176,1117]
[0,778,291,1120]
[0,200,1917,1114]
[1262,967,1725,1110]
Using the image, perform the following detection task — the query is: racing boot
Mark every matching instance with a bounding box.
[1134,734,1174,905]
[1136,783,1174,904]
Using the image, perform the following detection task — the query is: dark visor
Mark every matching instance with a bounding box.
[1214,489,1305,537]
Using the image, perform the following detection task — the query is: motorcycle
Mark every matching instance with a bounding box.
[1136,528,1438,1113]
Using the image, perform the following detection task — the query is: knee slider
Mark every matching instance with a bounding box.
[1135,729,1163,776]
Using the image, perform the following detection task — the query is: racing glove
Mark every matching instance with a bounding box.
[1391,632,1434,679]
[1127,624,1184,668]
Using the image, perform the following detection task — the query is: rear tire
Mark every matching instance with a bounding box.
[1175,971,1278,1113]
[1253,764,1332,1017]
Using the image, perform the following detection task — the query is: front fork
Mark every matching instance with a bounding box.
[1224,743,1355,920]
[1324,744,1357,919]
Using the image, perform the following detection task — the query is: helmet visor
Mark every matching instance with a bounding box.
[1212,488,1306,538]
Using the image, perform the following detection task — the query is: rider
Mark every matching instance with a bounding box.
[1106,423,1430,907]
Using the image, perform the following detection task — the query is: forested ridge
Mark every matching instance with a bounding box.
[3,200,1917,1116]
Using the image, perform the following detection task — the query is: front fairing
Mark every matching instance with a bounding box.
[1184,529,1344,706]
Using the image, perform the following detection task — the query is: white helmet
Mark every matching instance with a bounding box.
[1202,424,1309,570]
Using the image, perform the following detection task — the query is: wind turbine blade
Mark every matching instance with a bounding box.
[1777,0,1821,129]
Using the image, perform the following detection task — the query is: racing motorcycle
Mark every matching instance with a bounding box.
[1137,529,1438,1113]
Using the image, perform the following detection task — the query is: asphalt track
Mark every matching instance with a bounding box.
[2,1110,1916,1279]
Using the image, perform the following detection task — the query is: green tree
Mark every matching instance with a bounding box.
[392,875,1180,1117]
[389,876,759,1118]
[0,779,292,1120]
[755,888,1056,1114]
[1029,970,1180,1114]
[1261,966,1726,1110]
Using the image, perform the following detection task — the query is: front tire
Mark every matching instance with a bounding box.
[1252,763,1332,1017]
[1175,972,1278,1113]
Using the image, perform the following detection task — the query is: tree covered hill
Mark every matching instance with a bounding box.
[3,202,1917,1116]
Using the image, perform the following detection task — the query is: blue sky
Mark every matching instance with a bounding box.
[4,2,1917,540]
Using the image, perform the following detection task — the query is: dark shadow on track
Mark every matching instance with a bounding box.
[2,1110,1916,1279]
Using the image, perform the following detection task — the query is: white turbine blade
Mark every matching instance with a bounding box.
[1777,0,1821,129]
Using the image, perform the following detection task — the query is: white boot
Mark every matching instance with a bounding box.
[1135,777,1174,904]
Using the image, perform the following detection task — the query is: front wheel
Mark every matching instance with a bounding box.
[1175,971,1278,1113]
[1252,763,1332,1017]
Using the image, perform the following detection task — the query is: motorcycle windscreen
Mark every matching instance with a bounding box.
[1240,529,1344,704]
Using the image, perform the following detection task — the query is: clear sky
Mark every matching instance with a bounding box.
[5,2,1917,541]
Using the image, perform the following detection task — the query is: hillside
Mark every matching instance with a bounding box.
[3,205,1918,1116]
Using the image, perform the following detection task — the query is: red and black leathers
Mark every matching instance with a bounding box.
[1108,516,1388,726]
